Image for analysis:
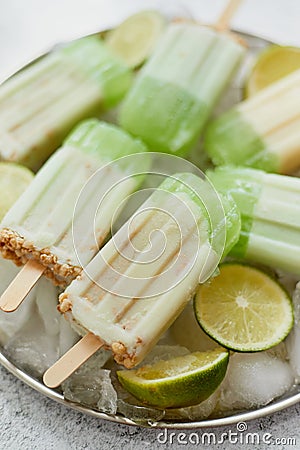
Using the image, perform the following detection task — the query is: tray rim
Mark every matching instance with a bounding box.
[1,28,299,429]
[2,348,300,429]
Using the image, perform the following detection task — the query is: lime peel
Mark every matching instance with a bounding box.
[117,348,229,409]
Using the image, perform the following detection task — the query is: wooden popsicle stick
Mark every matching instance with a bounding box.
[215,0,242,32]
[0,259,45,312]
[43,333,104,388]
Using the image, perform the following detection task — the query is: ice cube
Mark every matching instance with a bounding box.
[286,326,300,382]
[218,353,294,412]
[276,271,299,297]
[3,275,62,377]
[63,354,117,414]
[166,390,219,421]
[4,303,60,377]
[35,278,60,337]
[170,302,219,352]
[266,341,288,361]
[0,292,36,346]
[69,348,111,376]
[157,329,177,346]
[139,344,190,367]
[0,258,36,345]
[58,316,80,356]
[96,370,118,414]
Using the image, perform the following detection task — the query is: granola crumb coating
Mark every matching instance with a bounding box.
[58,293,73,313]
[112,341,138,368]
[0,228,81,287]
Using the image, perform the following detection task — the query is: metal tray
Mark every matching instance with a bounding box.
[1,29,299,429]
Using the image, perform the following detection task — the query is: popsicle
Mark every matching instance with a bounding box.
[0,36,132,170]
[204,68,300,174]
[119,1,245,157]
[0,119,147,311]
[207,166,300,274]
[43,173,241,387]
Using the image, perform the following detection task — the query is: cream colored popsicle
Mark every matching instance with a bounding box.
[0,36,132,170]
[119,5,245,157]
[205,68,300,174]
[43,173,240,387]
[207,166,300,274]
[0,119,147,311]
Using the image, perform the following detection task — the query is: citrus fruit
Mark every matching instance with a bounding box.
[0,162,34,221]
[194,263,293,352]
[106,11,166,68]
[117,348,229,409]
[245,45,300,97]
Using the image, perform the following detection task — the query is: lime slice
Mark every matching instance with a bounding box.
[117,348,229,409]
[0,163,34,221]
[106,11,166,68]
[194,263,294,352]
[245,45,300,97]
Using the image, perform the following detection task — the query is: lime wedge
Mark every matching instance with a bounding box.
[117,348,229,409]
[0,163,34,221]
[245,45,300,97]
[106,11,166,68]
[194,263,294,352]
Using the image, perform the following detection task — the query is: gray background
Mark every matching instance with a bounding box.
[1,1,300,449]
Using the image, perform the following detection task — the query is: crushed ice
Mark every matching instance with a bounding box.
[218,352,294,411]
[0,259,300,418]
[0,258,78,377]
[63,351,117,414]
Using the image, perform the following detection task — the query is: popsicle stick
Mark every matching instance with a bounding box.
[0,259,45,312]
[215,0,241,32]
[43,333,103,388]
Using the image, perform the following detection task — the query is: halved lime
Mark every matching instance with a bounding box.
[0,162,34,221]
[106,11,166,68]
[194,263,294,352]
[245,45,300,97]
[117,348,229,409]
